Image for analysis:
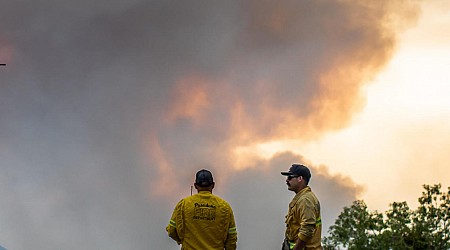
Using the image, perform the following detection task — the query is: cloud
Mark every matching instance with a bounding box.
[0,0,419,248]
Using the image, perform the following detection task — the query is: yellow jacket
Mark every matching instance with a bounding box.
[166,191,237,250]
[285,186,322,249]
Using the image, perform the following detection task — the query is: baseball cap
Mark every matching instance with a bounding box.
[281,164,311,182]
[195,169,214,187]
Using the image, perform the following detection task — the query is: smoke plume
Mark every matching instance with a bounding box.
[0,0,419,249]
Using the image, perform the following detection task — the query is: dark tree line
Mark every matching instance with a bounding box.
[323,184,450,249]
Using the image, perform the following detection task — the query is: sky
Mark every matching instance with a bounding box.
[0,0,449,249]
[267,0,450,212]
[249,0,450,210]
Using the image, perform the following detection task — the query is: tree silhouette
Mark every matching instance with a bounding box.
[324,184,450,249]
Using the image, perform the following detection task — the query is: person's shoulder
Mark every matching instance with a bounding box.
[296,188,314,201]
[297,189,319,205]
[176,195,192,205]
[305,187,319,199]
[212,194,232,207]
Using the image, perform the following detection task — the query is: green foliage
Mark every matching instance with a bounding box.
[324,200,387,249]
[385,201,413,249]
[323,184,450,250]
[410,184,450,249]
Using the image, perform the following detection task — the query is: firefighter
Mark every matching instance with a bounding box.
[166,169,237,250]
[281,164,322,250]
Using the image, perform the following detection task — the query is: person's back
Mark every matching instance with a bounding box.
[179,191,236,249]
[166,169,237,250]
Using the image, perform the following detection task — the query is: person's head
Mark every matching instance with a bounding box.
[194,169,215,192]
[281,164,311,193]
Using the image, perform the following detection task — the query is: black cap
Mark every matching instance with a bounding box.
[281,164,311,182]
[195,169,214,187]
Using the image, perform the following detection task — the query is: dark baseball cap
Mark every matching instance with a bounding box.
[281,164,311,182]
[195,169,214,187]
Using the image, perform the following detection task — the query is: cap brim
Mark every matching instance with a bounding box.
[281,171,293,176]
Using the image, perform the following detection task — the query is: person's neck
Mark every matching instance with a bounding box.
[197,188,213,193]
[295,185,307,194]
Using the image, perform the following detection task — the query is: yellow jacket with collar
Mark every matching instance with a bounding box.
[285,186,322,249]
[166,191,237,250]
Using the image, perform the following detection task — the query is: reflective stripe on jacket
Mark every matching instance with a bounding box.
[285,186,322,249]
[166,191,238,250]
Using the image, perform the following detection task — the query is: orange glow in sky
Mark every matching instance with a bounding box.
[238,1,450,211]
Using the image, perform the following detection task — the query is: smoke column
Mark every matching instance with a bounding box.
[0,0,419,249]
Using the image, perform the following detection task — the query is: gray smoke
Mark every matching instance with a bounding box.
[0,0,419,249]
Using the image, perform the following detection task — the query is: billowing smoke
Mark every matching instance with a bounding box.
[0,0,419,249]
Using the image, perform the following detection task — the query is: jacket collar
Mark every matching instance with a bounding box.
[293,186,311,200]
